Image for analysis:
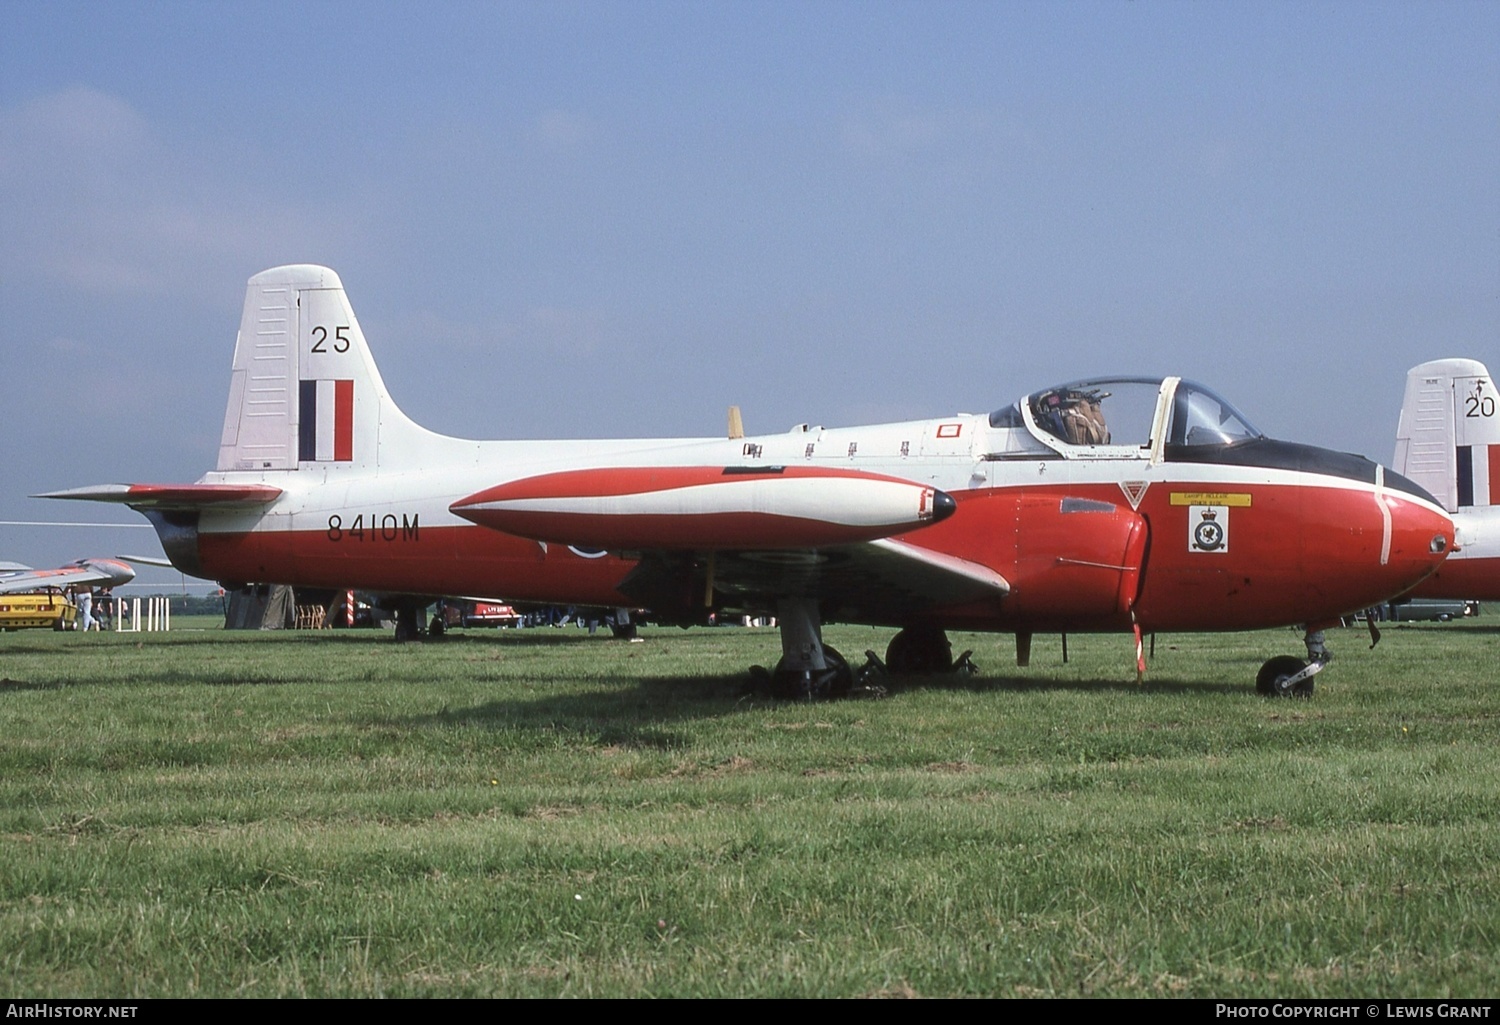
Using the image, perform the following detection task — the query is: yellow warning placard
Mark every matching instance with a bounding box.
[1170,492,1252,507]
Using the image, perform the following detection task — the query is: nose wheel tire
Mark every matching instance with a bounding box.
[1256,655,1314,698]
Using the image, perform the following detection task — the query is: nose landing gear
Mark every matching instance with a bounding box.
[1256,628,1330,698]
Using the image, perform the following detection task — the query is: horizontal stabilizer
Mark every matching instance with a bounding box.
[36,483,283,509]
[451,466,955,550]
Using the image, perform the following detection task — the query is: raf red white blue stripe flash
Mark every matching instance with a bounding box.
[299,379,354,462]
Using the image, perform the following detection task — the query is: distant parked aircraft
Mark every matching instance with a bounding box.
[0,557,135,596]
[1392,357,1500,602]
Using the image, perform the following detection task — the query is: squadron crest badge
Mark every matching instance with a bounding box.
[1190,506,1229,553]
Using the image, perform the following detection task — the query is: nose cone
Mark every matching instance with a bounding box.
[1261,481,1454,629]
[1384,492,1455,592]
[78,558,136,589]
[931,489,958,523]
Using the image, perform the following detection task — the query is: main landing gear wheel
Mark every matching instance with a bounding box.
[885,626,954,674]
[768,644,853,700]
[392,602,425,643]
[1256,655,1314,698]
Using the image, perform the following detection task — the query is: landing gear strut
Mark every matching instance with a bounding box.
[749,612,976,699]
[1256,628,1329,698]
[392,600,427,643]
[749,597,853,699]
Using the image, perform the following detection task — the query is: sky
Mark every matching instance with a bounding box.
[2,0,1497,592]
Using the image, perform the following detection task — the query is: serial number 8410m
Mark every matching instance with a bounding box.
[327,513,419,543]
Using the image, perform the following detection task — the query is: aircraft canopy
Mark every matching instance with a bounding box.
[993,377,1264,455]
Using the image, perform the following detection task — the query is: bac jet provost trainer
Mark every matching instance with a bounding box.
[43,266,1454,697]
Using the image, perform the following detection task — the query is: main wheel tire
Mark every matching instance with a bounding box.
[1256,655,1313,698]
[767,665,809,700]
[770,644,853,699]
[886,626,953,674]
[820,644,853,697]
[393,608,423,643]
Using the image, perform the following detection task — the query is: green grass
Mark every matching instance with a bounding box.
[2,618,1497,997]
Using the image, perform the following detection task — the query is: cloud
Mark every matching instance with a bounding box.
[837,100,1039,166]
[389,309,515,354]
[840,106,951,158]
[535,108,594,148]
[522,305,609,355]
[43,335,89,355]
[0,86,149,154]
[388,303,611,357]
[0,87,354,296]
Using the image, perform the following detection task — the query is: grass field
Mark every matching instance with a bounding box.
[1,617,1497,997]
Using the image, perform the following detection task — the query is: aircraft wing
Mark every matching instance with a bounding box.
[35,483,283,509]
[618,537,1010,623]
[452,465,1005,621]
[0,558,136,596]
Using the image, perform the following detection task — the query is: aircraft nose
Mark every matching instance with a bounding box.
[1385,492,1455,583]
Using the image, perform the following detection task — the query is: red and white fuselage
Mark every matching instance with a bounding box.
[44,265,1454,638]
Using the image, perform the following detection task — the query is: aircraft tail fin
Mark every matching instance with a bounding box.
[217,265,433,473]
[1393,358,1499,512]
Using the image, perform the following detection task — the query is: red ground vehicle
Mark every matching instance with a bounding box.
[461,601,521,628]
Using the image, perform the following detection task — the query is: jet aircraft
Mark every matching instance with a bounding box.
[0,557,135,596]
[1392,358,1500,602]
[42,265,1455,697]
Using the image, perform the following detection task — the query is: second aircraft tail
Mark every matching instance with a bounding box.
[1393,358,1500,513]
